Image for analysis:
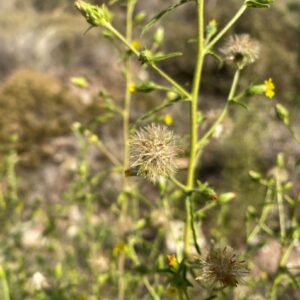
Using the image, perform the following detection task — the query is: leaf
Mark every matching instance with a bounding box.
[206,50,223,67]
[142,0,190,35]
[152,51,183,62]
[135,81,167,93]
[245,0,273,8]
[229,99,248,109]
[134,96,184,126]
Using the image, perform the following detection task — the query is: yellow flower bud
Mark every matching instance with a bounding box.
[163,114,173,126]
[128,83,136,93]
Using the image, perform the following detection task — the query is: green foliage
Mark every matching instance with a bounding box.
[0,0,299,299]
[245,0,274,8]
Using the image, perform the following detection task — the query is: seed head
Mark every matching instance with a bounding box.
[220,34,260,69]
[129,124,180,183]
[196,247,248,287]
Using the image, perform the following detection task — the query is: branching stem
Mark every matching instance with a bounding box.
[184,0,204,257]
[106,24,192,100]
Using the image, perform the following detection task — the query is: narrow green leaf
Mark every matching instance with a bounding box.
[142,0,190,35]
[152,52,183,62]
[245,0,274,8]
[206,50,223,67]
[135,81,167,93]
[133,96,184,127]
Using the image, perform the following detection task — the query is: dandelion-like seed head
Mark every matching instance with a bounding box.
[220,34,260,69]
[196,247,248,287]
[129,123,180,183]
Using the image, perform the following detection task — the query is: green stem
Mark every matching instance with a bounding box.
[204,5,247,52]
[198,69,240,150]
[106,24,191,100]
[0,266,10,300]
[95,140,121,166]
[268,274,284,300]
[184,0,204,257]
[122,0,134,188]
[276,179,286,241]
[279,238,297,267]
[150,64,191,100]
[118,2,135,300]
[195,201,217,217]
[288,125,300,143]
[247,186,273,243]
[143,278,161,300]
[170,176,188,192]
[190,198,201,255]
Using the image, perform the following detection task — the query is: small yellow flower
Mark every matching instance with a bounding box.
[264,78,275,99]
[88,134,98,144]
[209,19,217,26]
[131,40,140,50]
[166,286,178,297]
[167,254,179,271]
[112,241,125,256]
[261,271,268,281]
[128,83,136,93]
[163,114,173,126]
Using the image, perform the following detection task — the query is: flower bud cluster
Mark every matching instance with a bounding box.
[74,0,112,27]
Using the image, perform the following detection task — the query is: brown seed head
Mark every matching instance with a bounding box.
[196,247,248,287]
[129,124,180,183]
[220,34,260,69]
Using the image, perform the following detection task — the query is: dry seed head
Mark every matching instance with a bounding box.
[129,124,180,183]
[220,34,260,69]
[196,247,248,287]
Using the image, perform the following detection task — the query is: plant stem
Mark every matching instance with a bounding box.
[151,64,192,100]
[95,140,121,166]
[268,274,284,300]
[170,176,188,192]
[106,24,191,100]
[118,2,135,300]
[276,179,286,241]
[279,238,297,266]
[183,0,204,257]
[122,0,134,189]
[0,266,10,300]
[247,186,273,243]
[204,5,247,52]
[196,69,240,152]
[143,278,161,300]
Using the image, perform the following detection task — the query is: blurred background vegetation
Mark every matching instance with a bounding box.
[0,0,299,299]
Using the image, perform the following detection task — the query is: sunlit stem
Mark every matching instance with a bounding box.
[196,69,240,153]
[118,2,135,300]
[105,24,192,100]
[184,0,204,257]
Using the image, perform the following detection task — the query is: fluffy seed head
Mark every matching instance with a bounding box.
[129,124,180,183]
[220,34,260,69]
[196,247,248,287]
